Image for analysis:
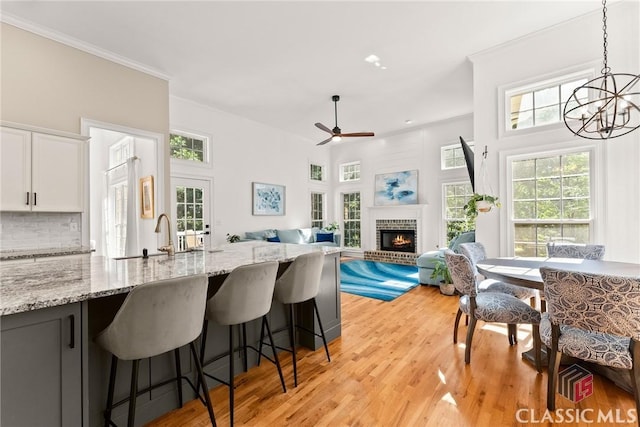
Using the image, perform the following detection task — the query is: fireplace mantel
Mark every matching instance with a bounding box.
[367,204,428,254]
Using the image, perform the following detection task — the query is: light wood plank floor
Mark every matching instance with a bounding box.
[148,284,635,427]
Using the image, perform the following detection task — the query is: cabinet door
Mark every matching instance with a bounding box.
[1,303,83,427]
[32,133,84,212]
[0,127,31,211]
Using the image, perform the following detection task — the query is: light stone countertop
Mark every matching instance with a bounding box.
[0,241,341,316]
[0,246,93,261]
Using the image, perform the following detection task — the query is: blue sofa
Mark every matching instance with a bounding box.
[416,231,475,285]
[243,227,341,247]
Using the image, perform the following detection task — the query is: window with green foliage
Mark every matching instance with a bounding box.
[170,133,206,162]
[441,143,473,170]
[310,164,324,181]
[342,192,361,248]
[443,182,475,243]
[340,161,360,182]
[507,76,588,131]
[511,150,592,256]
[311,192,325,228]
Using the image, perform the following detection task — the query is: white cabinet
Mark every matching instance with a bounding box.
[1,126,85,212]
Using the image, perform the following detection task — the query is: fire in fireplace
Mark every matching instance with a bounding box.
[379,229,416,253]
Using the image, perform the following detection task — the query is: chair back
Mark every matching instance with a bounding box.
[95,275,209,360]
[206,261,279,326]
[546,243,605,260]
[444,250,477,297]
[275,252,325,304]
[540,267,640,339]
[459,242,487,273]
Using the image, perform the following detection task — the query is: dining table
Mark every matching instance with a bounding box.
[475,255,640,394]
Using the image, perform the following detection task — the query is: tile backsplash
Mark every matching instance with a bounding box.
[0,212,82,251]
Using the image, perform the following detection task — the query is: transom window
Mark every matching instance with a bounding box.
[340,161,361,182]
[441,142,473,170]
[310,164,324,181]
[311,192,325,229]
[510,150,592,256]
[443,182,474,243]
[170,132,207,162]
[342,192,361,248]
[506,74,589,131]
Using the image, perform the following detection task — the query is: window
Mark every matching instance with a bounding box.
[443,182,474,243]
[170,132,207,162]
[510,150,592,257]
[310,164,324,181]
[342,192,361,248]
[340,161,360,182]
[175,186,204,236]
[311,192,325,229]
[441,142,473,170]
[506,75,589,131]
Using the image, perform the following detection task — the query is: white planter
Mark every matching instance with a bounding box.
[439,282,456,296]
[476,200,492,212]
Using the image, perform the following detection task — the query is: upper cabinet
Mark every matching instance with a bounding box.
[1,126,85,212]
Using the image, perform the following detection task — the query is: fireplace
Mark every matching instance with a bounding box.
[379,229,416,253]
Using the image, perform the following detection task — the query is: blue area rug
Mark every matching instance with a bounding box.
[340,260,419,301]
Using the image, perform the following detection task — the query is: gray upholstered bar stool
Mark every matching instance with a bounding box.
[259,251,330,387]
[200,261,286,426]
[95,275,216,427]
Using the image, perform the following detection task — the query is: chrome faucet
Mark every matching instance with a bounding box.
[154,213,175,257]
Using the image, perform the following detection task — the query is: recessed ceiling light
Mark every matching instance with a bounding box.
[405,119,413,125]
[364,54,380,64]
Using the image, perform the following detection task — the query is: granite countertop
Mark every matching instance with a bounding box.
[0,246,93,261]
[0,241,341,316]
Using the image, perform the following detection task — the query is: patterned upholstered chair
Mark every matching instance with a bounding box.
[546,242,605,260]
[540,267,640,413]
[445,250,541,370]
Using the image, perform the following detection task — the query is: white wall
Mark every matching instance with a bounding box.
[330,114,474,253]
[170,96,332,246]
[470,2,640,262]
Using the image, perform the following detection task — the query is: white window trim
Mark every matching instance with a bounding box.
[339,160,361,182]
[169,128,213,170]
[309,161,326,182]
[310,191,326,228]
[441,141,474,170]
[498,66,597,140]
[499,140,606,256]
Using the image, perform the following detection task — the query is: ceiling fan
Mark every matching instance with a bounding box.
[315,95,375,145]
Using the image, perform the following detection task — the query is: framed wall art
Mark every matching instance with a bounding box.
[140,175,155,218]
[252,182,285,215]
[374,170,418,206]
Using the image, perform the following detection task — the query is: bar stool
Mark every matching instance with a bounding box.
[200,261,286,426]
[95,275,216,427]
[259,251,330,387]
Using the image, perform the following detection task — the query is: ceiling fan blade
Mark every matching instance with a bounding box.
[317,136,334,146]
[339,132,375,137]
[315,122,333,134]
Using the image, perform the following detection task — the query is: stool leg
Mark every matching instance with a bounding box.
[174,348,183,407]
[104,355,118,427]
[313,298,331,362]
[264,315,287,393]
[288,304,298,387]
[257,317,266,366]
[198,320,209,396]
[189,342,217,427]
[228,325,235,427]
[128,359,140,427]
[241,323,248,372]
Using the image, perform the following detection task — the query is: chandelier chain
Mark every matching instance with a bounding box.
[601,0,610,74]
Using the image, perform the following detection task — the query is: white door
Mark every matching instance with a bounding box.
[170,177,212,251]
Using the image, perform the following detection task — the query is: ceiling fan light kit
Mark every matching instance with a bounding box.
[315,95,375,145]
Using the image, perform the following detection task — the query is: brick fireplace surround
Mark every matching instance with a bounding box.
[364,219,419,266]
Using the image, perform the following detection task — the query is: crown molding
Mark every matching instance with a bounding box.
[1,12,171,81]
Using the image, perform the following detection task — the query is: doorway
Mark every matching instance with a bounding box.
[171,176,212,251]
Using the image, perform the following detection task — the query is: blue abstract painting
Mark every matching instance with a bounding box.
[374,170,418,206]
[252,182,285,215]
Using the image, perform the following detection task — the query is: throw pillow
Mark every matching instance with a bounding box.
[316,232,334,243]
[267,236,280,242]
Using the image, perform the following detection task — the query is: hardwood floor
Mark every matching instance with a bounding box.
[147,284,635,427]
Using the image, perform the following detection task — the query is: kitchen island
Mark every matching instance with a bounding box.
[0,241,342,426]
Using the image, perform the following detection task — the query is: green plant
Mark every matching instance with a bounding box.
[463,193,502,220]
[226,233,240,243]
[325,221,340,231]
[430,260,452,284]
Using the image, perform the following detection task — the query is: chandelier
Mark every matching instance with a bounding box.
[563,0,640,140]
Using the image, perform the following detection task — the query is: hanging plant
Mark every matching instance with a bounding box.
[463,193,501,220]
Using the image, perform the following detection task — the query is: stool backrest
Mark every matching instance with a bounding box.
[206,261,279,325]
[96,274,208,360]
[275,252,325,304]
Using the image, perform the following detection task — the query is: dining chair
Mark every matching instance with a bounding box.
[540,267,640,413]
[445,250,541,370]
[546,242,605,260]
[95,275,217,427]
